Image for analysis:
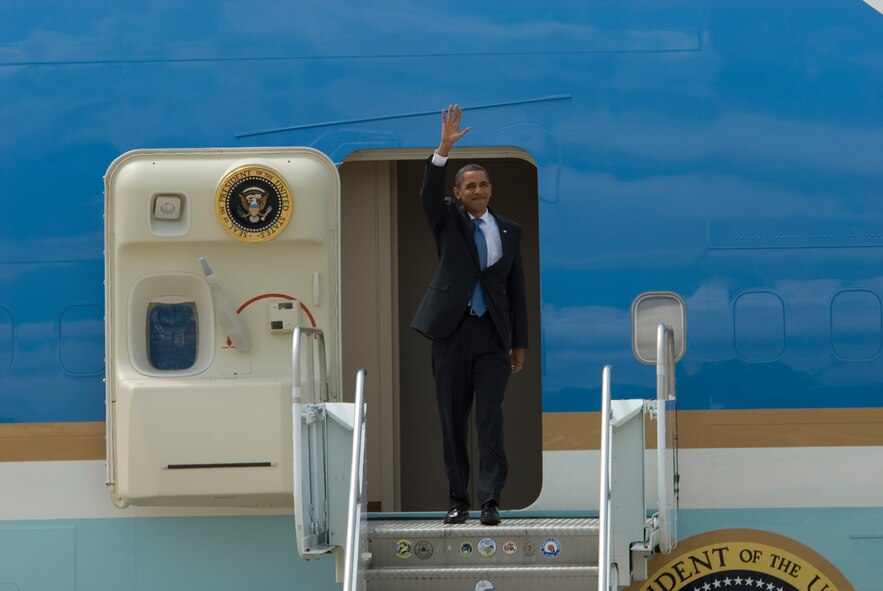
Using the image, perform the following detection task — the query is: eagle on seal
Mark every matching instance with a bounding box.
[238,186,273,223]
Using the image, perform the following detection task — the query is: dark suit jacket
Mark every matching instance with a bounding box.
[410,157,528,352]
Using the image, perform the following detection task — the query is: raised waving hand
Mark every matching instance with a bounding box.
[438,104,472,157]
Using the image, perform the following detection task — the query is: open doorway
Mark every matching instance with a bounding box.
[340,150,542,513]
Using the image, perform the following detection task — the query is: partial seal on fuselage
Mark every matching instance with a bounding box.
[216,165,292,243]
[626,529,855,591]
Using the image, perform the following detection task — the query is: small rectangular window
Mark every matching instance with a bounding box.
[147,301,198,370]
[632,292,686,364]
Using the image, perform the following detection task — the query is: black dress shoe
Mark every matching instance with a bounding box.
[480,501,501,526]
[444,507,469,524]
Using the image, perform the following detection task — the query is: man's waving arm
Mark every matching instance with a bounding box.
[421,104,472,228]
[436,104,471,158]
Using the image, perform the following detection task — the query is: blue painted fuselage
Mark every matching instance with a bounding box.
[1,1,882,590]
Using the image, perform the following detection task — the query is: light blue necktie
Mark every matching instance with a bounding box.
[472,218,488,316]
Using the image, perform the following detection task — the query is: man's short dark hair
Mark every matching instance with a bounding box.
[454,164,491,188]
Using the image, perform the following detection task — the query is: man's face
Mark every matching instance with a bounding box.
[453,171,492,217]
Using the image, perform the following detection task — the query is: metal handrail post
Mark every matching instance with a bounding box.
[316,332,329,402]
[655,323,676,553]
[343,369,367,591]
[656,324,667,401]
[667,329,676,399]
[598,364,613,591]
[292,327,305,553]
[291,326,329,555]
[292,326,327,404]
[293,327,304,403]
[306,332,316,403]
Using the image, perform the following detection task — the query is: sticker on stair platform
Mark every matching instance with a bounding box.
[524,541,535,556]
[460,542,473,557]
[541,537,562,558]
[395,539,412,559]
[414,540,433,560]
[478,537,497,557]
[502,540,517,555]
[475,579,495,591]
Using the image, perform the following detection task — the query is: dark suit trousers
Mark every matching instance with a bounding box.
[432,312,510,510]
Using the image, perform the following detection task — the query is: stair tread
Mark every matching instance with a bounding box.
[366,565,599,578]
[367,517,600,538]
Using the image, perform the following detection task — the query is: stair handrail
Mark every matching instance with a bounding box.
[598,364,616,591]
[291,326,332,557]
[655,323,678,553]
[656,323,676,401]
[292,326,329,404]
[599,324,680,591]
[343,368,368,591]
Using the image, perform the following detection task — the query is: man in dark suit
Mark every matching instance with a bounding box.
[411,104,528,526]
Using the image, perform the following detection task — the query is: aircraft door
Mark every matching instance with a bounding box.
[394,157,543,511]
[342,156,542,512]
[104,148,341,515]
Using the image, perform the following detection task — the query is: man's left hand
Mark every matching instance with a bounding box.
[509,347,525,374]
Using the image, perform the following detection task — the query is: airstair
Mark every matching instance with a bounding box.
[296,322,681,591]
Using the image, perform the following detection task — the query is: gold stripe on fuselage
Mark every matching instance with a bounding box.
[542,408,883,451]
[2,409,882,461]
[0,422,104,461]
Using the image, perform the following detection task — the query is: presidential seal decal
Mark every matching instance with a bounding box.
[625,530,854,591]
[216,165,292,242]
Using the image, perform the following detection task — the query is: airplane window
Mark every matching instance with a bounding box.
[632,292,686,364]
[147,302,198,370]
